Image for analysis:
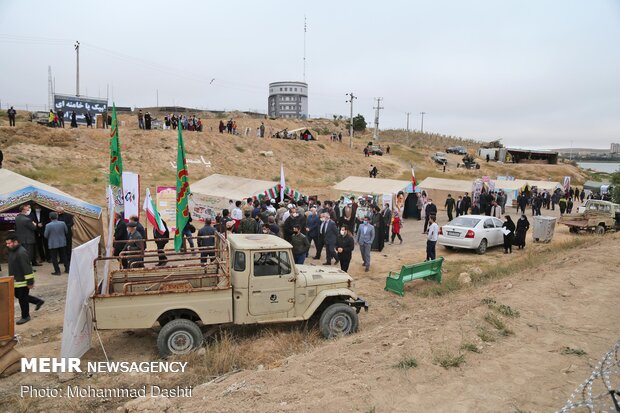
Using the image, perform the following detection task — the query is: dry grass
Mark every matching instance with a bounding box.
[477,327,496,343]
[484,313,514,336]
[460,342,481,353]
[560,346,587,356]
[394,356,418,369]
[433,351,466,369]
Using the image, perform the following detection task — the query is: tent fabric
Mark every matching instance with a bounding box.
[190,174,306,219]
[417,177,473,205]
[0,169,103,248]
[582,180,610,192]
[192,174,282,202]
[333,176,411,195]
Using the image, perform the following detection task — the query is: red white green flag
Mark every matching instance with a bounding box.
[143,188,166,234]
[174,127,191,251]
[411,164,416,191]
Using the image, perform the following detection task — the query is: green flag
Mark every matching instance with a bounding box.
[174,126,191,251]
[109,104,123,187]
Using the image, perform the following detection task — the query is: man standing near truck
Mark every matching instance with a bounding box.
[291,224,310,264]
[6,232,44,325]
[123,221,144,268]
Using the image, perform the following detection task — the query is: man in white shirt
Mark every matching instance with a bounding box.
[426,215,439,261]
[231,201,243,232]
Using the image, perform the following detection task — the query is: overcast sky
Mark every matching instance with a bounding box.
[1,0,619,148]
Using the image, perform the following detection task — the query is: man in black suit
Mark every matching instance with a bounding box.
[455,196,463,217]
[15,204,40,266]
[56,207,74,263]
[320,212,339,265]
[461,192,472,215]
[423,199,438,234]
[29,204,50,263]
[113,212,128,257]
[444,194,455,221]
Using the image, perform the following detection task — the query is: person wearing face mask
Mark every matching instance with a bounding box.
[283,207,305,243]
[336,226,355,272]
[290,224,310,264]
[319,213,339,265]
[15,204,40,267]
[355,216,375,272]
[502,215,516,254]
[29,204,50,264]
[514,214,530,250]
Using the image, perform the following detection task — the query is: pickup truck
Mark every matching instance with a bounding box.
[560,199,620,234]
[91,233,368,357]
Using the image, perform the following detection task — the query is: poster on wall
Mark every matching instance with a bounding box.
[156,186,176,232]
[189,193,228,222]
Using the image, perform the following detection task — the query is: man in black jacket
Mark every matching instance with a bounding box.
[423,199,437,234]
[153,220,170,266]
[319,213,339,265]
[113,212,128,257]
[7,233,44,324]
[29,204,50,264]
[15,204,39,266]
[444,194,455,221]
[461,193,472,215]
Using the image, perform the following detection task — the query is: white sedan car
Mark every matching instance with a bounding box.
[438,215,505,254]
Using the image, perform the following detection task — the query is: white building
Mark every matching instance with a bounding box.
[268,81,308,119]
[611,142,620,154]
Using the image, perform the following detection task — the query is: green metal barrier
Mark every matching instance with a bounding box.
[384,257,444,296]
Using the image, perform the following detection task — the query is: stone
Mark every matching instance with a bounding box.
[124,396,171,412]
[196,347,206,356]
[259,151,274,157]
[470,266,483,275]
[505,282,513,289]
[257,364,264,371]
[458,272,471,284]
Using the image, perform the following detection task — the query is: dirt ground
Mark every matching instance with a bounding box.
[1,203,618,412]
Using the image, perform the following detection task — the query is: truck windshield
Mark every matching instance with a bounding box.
[253,251,291,277]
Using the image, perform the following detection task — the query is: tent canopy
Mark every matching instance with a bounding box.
[333,176,410,195]
[0,169,103,248]
[189,174,305,221]
[583,180,610,192]
[492,179,561,192]
[417,177,473,206]
[192,174,281,202]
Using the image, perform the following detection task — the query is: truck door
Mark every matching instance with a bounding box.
[249,250,295,316]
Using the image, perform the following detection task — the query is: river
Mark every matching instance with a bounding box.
[577,162,620,174]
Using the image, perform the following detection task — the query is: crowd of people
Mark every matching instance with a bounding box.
[6,202,75,324]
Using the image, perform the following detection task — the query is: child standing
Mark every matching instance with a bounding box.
[390,211,403,244]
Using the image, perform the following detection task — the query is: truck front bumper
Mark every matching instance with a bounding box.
[349,298,369,314]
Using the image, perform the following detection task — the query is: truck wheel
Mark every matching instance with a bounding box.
[319,303,358,339]
[595,225,605,235]
[476,239,487,254]
[157,319,203,357]
[569,227,579,234]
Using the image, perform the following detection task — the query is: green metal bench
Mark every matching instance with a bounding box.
[384,257,444,296]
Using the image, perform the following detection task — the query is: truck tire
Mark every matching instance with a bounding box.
[595,225,605,235]
[319,303,358,339]
[476,239,487,255]
[569,226,579,234]
[157,319,203,357]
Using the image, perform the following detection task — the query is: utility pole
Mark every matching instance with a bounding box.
[346,93,357,149]
[47,66,53,110]
[373,97,384,141]
[303,16,307,83]
[570,140,573,161]
[74,41,80,96]
[420,111,426,133]
[405,112,411,145]
[156,89,159,108]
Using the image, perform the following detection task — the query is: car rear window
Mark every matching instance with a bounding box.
[449,217,480,228]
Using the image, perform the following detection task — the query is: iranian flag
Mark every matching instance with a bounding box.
[143,188,166,234]
[411,164,417,191]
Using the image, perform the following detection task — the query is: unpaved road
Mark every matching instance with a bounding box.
[1,210,618,413]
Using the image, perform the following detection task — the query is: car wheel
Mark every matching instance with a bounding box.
[156,319,203,357]
[319,303,359,339]
[476,239,488,254]
[595,225,605,235]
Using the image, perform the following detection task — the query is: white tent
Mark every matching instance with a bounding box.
[417,177,473,206]
[0,169,103,249]
[492,178,562,203]
[189,174,304,221]
[333,176,411,214]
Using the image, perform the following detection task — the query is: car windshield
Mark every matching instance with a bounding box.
[448,217,480,228]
